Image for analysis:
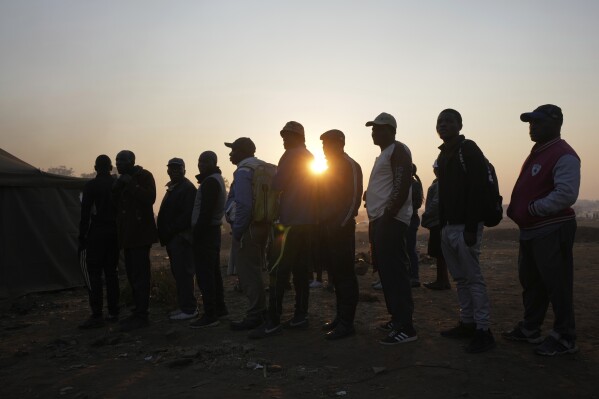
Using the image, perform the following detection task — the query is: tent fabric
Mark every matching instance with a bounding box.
[0,149,88,298]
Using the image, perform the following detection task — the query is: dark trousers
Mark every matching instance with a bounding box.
[86,233,120,317]
[268,224,313,325]
[407,214,420,281]
[519,220,576,340]
[326,222,359,325]
[124,245,152,318]
[194,225,226,317]
[370,216,414,330]
[166,235,197,314]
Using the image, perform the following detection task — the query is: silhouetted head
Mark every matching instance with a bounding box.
[366,112,397,148]
[167,157,186,184]
[280,121,305,150]
[198,151,217,174]
[320,129,345,159]
[225,137,256,165]
[436,109,462,142]
[116,150,135,175]
[94,154,113,174]
[520,104,563,144]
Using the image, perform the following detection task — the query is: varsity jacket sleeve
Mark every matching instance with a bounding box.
[194,177,220,232]
[386,142,412,216]
[529,154,580,217]
[231,167,253,241]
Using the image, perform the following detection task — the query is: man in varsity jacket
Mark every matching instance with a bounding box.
[505,104,581,356]
[319,129,363,340]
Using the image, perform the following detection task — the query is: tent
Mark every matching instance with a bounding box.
[0,148,88,298]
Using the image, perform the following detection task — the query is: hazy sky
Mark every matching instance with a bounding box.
[2,1,598,208]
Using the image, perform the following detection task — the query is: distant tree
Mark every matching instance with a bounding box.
[80,172,96,179]
[46,165,74,176]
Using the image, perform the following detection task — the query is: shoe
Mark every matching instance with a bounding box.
[248,321,283,339]
[79,316,105,329]
[216,307,229,318]
[440,321,476,339]
[379,328,418,345]
[170,309,198,321]
[169,309,182,317]
[189,314,220,329]
[411,280,421,288]
[322,319,339,332]
[309,280,323,288]
[501,324,543,344]
[283,315,309,329]
[423,281,451,290]
[465,329,496,353]
[230,318,263,331]
[105,313,119,323]
[372,281,382,290]
[119,315,149,332]
[325,323,355,340]
[371,280,380,287]
[378,320,394,332]
[534,335,579,356]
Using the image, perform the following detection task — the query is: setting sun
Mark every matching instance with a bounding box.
[310,156,328,174]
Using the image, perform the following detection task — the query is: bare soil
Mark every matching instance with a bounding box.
[1,221,599,399]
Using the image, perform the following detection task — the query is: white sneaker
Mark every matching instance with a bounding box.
[169,309,182,317]
[309,280,323,288]
[170,310,198,321]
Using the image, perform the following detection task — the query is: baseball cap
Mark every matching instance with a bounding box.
[224,137,256,154]
[320,129,345,144]
[280,121,305,137]
[365,112,397,129]
[520,104,563,124]
[167,157,185,168]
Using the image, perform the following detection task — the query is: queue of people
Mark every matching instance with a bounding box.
[77,104,581,356]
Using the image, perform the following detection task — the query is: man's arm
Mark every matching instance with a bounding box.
[462,141,487,234]
[232,168,253,241]
[194,177,220,233]
[529,154,580,217]
[129,171,157,207]
[386,143,412,216]
[79,181,94,247]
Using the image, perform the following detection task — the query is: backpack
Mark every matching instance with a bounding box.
[411,178,424,211]
[458,141,503,227]
[247,162,280,223]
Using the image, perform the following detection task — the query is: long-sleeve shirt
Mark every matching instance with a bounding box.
[79,173,117,241]
[319,153,363,227]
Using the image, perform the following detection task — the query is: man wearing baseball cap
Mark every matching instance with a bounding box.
[319,129,363,340]
[224,137,270,331]
[365,112,418,345]
[250,121,318,338]
[505,104,581,356]
[157,158,198,321]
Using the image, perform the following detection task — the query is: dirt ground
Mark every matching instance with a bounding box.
[1,221,599,399]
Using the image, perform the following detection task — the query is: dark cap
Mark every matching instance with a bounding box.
[167,157,185,167]
[520,104,563,124]
[224,137,256,154]
[280,121,305,137]
[320,129,345,144]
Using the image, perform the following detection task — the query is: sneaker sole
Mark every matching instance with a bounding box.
[379,335,418,345]
[535,346,579,356]
[189,320,220,329]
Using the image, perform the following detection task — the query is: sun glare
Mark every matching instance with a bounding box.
[310,157,328,174]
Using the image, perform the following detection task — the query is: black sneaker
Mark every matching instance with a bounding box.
[322,319,339,332]
[216,307,229,318]
[283,315,309,329]
[230,318,263,331]
[119,315,149,332]
[379,328,418,345]
[325,323,355,340]
[377,320,394,332]
[78,316,105,329]
[440,321,476,339]
[248,321,283,339]
[501,324,543,344]
[534,335,579,356]
[465,329,496,353]
[189,314,220,329]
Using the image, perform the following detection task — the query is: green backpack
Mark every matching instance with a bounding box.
[248,162,280,223]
